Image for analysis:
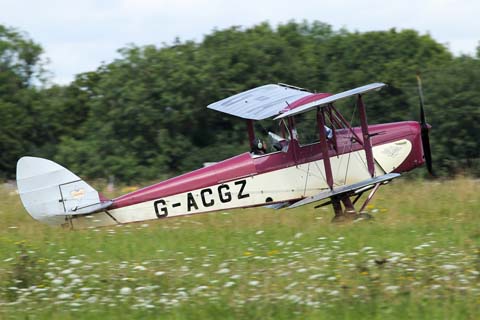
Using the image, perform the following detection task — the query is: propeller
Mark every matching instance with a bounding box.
[416,73,434,176]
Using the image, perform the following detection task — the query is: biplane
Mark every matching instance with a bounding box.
[16,80,433,228]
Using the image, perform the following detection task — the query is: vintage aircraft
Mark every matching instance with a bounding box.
[16,80,432,228]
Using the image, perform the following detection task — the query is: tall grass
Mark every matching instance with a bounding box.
[0,178,479,319]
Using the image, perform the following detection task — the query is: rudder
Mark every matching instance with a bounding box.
[16,157,112,226]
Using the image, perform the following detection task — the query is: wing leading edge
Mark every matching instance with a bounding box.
[275,82,387,120]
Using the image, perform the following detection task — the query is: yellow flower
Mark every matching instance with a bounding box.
[121,186,139,193]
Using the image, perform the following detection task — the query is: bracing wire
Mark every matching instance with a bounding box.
[343,103,357,183]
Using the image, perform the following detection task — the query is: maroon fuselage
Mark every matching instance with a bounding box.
[112,121,425,209]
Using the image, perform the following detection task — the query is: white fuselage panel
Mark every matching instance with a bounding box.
[70,139,411,228]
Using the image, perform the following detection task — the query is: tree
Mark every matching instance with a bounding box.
[0,25,45,177]
[2,21,479,181]
[426,56,480,175]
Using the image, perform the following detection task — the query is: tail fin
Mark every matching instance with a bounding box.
[16,157,112,226]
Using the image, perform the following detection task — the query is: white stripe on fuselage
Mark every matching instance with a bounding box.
[70,139,411,228]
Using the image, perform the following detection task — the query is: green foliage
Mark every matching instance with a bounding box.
[0,26,51,177]
[0,25,44,88]
[426,56,480,175]
[0,21,479,181]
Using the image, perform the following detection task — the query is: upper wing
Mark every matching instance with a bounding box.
[287,173,400,209]
[207,84,312,120]
[274,83,387,120]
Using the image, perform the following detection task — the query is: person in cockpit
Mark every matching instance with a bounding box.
[251,138,267,155]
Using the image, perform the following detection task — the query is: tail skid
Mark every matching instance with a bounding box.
[16,157,112,226]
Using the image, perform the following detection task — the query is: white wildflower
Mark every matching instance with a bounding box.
[329,290,340,296]
[120,287,132,295]
[69,259,82,265]
[389,256,400,262]
[285,282,297,290]
[61,269,73,275]
[133,265,147,271]
[288,294,301,302]
[385,285,400,292]
[441,264,458,270]
[57,293,72,299]
[216,268,230,274]
[191,286,208,294]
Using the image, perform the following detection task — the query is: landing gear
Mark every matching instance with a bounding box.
[297,174,399,222]
[330,196,356,222]
[328,182,382,223]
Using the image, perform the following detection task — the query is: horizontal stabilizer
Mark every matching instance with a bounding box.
[288,173,400,209]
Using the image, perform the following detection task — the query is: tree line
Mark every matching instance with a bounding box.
[1,21,479,182]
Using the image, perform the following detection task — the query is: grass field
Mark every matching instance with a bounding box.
[0,178,479,319]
